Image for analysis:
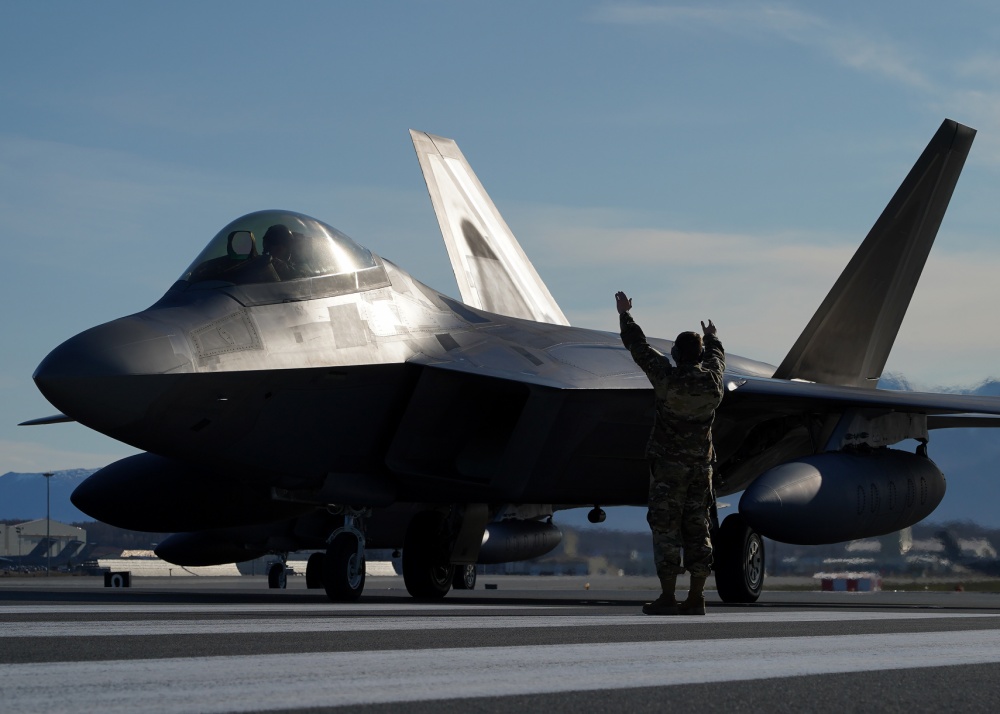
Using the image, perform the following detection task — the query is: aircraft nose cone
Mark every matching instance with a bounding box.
[33,316,191,429]
[35,316,189,379]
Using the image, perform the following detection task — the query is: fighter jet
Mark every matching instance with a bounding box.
[25,119,1000,603]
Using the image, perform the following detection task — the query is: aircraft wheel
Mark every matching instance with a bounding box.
[452,564,477,590]
[267,562,287,589]
[403,511,454,600]
[324,532,365,602]
[714,513,764,603]
[305,551,325,589]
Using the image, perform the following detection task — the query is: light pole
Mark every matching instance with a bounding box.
[44,472,53,575]
[15,526,22,561]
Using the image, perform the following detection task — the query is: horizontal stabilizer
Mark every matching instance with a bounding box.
[774,119,976,387]
[728,374,1000,418]
[410,130,570,326]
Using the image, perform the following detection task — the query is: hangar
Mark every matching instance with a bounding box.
[0,519,87,566]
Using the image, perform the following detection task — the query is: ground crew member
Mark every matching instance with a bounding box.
[615,291,725,615]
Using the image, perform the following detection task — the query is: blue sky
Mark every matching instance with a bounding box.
[3,1,1000,476]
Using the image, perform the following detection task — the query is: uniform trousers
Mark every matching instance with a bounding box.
[647,456,714,578]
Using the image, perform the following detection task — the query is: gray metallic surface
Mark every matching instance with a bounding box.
[411,130,570,326]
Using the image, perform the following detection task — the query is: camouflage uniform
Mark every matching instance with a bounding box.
[620,312,725,579]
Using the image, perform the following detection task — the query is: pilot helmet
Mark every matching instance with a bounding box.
[263,224,294,257]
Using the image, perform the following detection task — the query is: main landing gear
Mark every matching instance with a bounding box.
[402,510,454,599]
[402,506,487,599]
[305,551,325,589]
[452,564,477,590]
[713,513,765,603]
[267,560,287,589]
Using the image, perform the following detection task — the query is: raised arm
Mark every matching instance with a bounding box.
[701,319,725,378]
[617,291,671,379]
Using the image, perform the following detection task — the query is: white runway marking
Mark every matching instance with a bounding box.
[1,609,999,638]
[0,602,545,616]
[3,629,1000,712]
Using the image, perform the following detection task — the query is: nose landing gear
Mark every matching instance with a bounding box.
[322,507,369,602]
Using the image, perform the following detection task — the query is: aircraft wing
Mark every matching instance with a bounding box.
[724,375,1000,420]
[408,320,656,391]
[925,414,1000,429]
[416,348,1000,422]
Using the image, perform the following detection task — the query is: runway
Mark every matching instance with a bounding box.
[2,576,1000,712]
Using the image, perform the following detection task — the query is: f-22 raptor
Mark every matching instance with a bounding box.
[26,119,1000,602]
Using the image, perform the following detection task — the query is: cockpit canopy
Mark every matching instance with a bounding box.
[180,210,378,286]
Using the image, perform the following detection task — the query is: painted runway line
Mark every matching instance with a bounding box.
[0,602,549,616]
[2,609,999,638]
[3,629,1000,712]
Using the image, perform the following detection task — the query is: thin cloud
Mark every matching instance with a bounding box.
[955,53,1000,81]
[591,3,930,89]
[513,203,1000,384]
[590,3,1000,168]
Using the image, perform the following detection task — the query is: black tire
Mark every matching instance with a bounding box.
[714,513,764,603]
[324,533,365,602]
[452,563,477,590]
[305,551,325,589]
[403,511,454,600]
[267,562,287,589]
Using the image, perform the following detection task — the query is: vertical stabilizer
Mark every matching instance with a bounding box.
[773,119,975,387]
[410,130,570,326]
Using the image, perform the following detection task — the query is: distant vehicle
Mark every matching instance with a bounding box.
[25,119,1000,603]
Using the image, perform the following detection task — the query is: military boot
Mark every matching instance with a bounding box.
[642,575,678,615]
[678,575,707,615]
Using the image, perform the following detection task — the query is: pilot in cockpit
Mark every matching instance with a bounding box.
[261,224,301,281]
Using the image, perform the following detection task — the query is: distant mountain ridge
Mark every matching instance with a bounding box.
[0,469,96,522]
[878,373,1000,396]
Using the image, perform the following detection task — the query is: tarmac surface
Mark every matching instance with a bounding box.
[2,574,1000,712]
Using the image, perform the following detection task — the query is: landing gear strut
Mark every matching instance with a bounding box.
[323,509,368,602]
[713,513,764,603]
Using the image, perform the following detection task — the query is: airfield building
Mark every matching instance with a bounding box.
[0,519,87,560]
